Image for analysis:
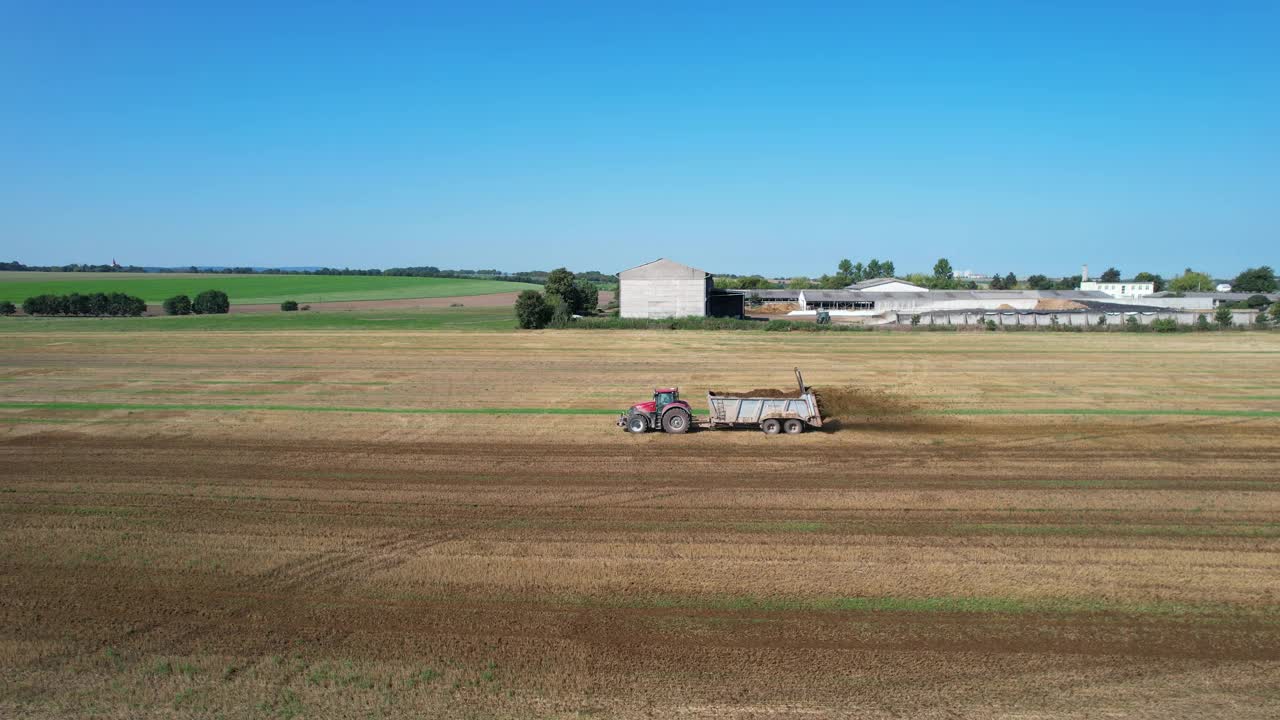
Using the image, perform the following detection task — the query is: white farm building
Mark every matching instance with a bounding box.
[617,258,746,319]
[1076,265,1155,299]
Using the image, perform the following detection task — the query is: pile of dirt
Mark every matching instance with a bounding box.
[708,385,920,420]
[813,385,918,419]
[707,388,798,398]
[750,303,800,315]
[997,303,1016,310]
[1035,298,1087,311]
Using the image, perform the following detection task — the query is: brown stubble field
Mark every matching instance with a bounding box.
[2,328,1279,718]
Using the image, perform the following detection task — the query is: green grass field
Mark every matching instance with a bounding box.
[0,272,539,305]
[0,306,517,331]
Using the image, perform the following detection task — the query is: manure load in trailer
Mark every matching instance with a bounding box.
[618,368,822,435]
[706,394,821,430]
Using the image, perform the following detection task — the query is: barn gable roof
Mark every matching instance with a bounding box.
[617,258,710,278]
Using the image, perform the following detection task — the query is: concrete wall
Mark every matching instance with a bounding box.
[893,309,1259,327]
[1115,297,1216,310]
[619,259,710,318]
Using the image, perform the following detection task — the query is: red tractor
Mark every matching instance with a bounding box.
[618,387,693,434]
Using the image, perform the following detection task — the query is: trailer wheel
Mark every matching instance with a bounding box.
[663,408,691,434]
[783,419,804,434]
[761,418,781,435]
[627,414,648,434]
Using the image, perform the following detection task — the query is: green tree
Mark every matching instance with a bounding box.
[163,295,193,315]
[786,277,811,289]
[280,300,299,312]
[932,258,953,282]
[1026,274,1054,290]
[1256,311,1271,328]
[1214,305,1233,328]
[192,290,230,314]
[67,293,91,315]
[548,297,573,328]
[1054,275,1082,290]
[106,292,146,316]
[865,259,883,278]
[1132,272,1165,292]
[1244,294,1271,309]
[851,262,865,283]
[543,268,582,312]
[836,259,854,285]
[882,261,895,278]
[903,272,933,288]
[1195,314,1211,330]
[1231,266,1277,293]
[1100,267,1121,282]
[88,293,110,317]
[733,275,773,289]
[1273,303,1280,322]
[0,300,14,316]
[1003,272,1017,289]
[514,290,553,329]
[574,279,599,314]
[989,273,1005,290]
[1168,269,1213,293]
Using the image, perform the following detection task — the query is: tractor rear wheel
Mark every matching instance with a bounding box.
[783,419,804,434]
[627,414,648,433]
[663,408,691,434]
[761,418,781,435]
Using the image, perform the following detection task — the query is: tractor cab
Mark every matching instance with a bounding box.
[653,387,679,414]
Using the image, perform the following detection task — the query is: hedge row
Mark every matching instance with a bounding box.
[22,292,147,317]
[162,290,230,315]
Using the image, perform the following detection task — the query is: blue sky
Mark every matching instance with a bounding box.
[2,1,1276,278]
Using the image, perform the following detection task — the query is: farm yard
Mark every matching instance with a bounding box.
[1,328,1279,718]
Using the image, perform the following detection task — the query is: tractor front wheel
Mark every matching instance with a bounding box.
[761,418,782,435]
[627,414,648,434]
[663,408,691,434]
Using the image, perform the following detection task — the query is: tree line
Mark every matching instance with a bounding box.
[20,292,147,316]
[8,289,234,317]
[2,261,148,273]
[514,268,601,329]
[713,261,1277,294]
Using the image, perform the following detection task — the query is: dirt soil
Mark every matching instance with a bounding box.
[142,290,617,315]
[1,330,1278,718]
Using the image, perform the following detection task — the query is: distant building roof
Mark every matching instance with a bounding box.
[722,289,799,299]
[844,277,927,291]
[1150,291,1278,300]
[617,258,709,278]
[802,289,1109,301]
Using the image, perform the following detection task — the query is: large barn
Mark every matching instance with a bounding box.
[617,258,743,319]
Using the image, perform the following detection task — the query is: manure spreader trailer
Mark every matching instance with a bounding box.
[617,368,823,435]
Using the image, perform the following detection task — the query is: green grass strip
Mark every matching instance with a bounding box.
[0,401,619,416]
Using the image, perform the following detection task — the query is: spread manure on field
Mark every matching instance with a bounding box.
[813,386,918,420]
[708,385,920,423]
